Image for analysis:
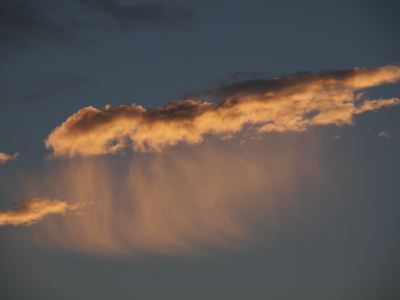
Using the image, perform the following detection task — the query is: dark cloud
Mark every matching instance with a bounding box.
[228,71,271,81]
[76,0,195,30]
[183,67,397,101]
[0,0,95,51]
[0,0,195,51]
[0,75,97,102]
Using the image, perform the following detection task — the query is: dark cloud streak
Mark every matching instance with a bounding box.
[0,75,97,103]
[182,67,398,101]
[76,0,195,30]
[0,0,95,51]
[0,0,195,51]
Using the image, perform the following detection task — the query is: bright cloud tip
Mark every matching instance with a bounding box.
[0,198,71,226]
[0,152,19,164]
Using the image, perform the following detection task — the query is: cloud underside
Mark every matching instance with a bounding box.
[45,65,400,157]
[0,198,68,226]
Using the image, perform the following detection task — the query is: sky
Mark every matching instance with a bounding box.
[1,0,400,299]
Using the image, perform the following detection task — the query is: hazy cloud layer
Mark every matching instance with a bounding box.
[0,198,69,226]
[0,0,94,50]
[45,65,400,157]
[0,0,194,50]
[76,0,194,29]
[0,75,96,103]
[0,152,18,164]
[26,140,321,256]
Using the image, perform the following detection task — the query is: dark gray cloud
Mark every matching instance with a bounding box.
[180,67,399,102]
[228,71,271,81]
[0,75,97,102]
[76,0,195,30]
[0,0,95,50]
[0,0,195,51]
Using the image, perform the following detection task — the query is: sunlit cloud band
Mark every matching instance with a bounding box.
[45,65,400,157]
[0,198,69,226]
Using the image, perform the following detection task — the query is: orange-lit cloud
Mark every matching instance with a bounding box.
[6,65,399,257]
[0,152,19,164]
[45,65,400,157]
[378,131,392,138]
[0,198,69,226]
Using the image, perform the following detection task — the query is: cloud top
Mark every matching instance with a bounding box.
[0,198,69,226]
[45,65,400,157]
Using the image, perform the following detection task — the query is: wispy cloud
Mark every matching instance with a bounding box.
[45,65,400,157]
[0,0,195,51]
[0,0,95,50]
[378,131,392,138]
[25,141,321,256]
[331,135,340,140]
[0,152,18,164]
[76,0,194,30]
[0,75,96,103]
[0,198,69,226]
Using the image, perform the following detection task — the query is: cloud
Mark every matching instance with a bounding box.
[378,131,392,138]
[0,0,194,51]
[228,70,271,81]
[76,0,194,29]
[331,136,340,140]
[0,152,18,164]
[0,0,95,51]
[0,75,97,103]
[0,198,69,226]
[24,139,321,256]
[45,65,400,157]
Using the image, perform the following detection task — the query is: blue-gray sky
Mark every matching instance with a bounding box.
[1,1,400,299]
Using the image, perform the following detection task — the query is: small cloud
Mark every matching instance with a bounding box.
[0,198,71,226]
[378,131,392,138]
[331,135,340,140]
[354,92,367,101]
[0,152,18,164]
